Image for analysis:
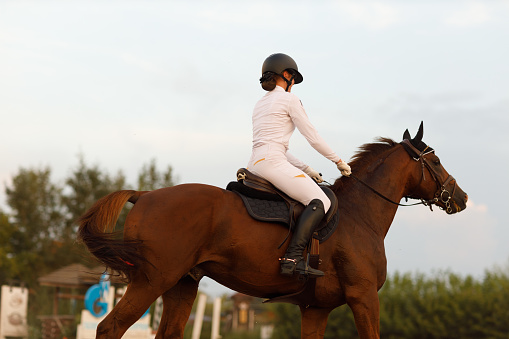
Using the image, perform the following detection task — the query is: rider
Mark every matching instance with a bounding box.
[248,53,351,278]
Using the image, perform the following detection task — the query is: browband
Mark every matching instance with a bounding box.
[400,139,434,161]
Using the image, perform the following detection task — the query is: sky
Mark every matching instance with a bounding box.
[1,0,508,297]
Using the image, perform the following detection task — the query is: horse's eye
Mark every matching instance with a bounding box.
[434,159,441,166]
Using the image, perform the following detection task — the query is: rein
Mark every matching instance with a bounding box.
[345,140,456,212]
[348,174,425,207]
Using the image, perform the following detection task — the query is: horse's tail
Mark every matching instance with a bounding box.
[77,190,148,281]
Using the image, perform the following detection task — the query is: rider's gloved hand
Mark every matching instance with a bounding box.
[336,160,352,177]
[304,166,324,183]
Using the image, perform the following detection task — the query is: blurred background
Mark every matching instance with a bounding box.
[1,1,508,338]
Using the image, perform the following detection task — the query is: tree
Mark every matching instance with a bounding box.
[137,158,176,190]
[270,268,509,338]
[62,155,127,230]
[4,166,65,285]
[61,156,177,265]
[0,210,17,283]
[269,303,301,339]
[61,154,128,264]
[0,156,179,337]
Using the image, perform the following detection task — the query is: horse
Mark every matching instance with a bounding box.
[77,122,467,338]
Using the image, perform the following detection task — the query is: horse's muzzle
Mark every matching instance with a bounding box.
[447,189,468,214]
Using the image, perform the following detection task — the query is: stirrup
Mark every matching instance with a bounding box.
[279,256,324,278]
[279,257,298,276]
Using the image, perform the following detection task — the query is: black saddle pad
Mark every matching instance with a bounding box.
[226,181,339,243]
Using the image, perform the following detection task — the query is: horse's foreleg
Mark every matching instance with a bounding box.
[96,280,161,339]
[346,288,380,339]
[299,306,332,339]
[155,275,199,339]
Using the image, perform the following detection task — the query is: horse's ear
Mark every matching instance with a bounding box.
[413,121,424,143]
[403,129,411,141]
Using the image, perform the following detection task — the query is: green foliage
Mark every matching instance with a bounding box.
[377,270,509,338]
[62,154,128,228]
[1,156,176,286]
[0,210,17,283]
[269,268,509,338]
[4,167,65,285]
[61,154,130,260]
[221,330,261,339]
[268,303,301,339]
[137,158,176,190]
[0,156,177,333]
[324,304,357,338]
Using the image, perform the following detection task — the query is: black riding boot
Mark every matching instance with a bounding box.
[280,199,325,278]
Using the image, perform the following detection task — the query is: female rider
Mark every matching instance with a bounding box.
[247,53,351,278]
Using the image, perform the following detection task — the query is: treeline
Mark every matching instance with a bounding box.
[270,268,509,338]
[0,155,175,289]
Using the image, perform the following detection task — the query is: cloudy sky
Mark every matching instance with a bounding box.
[1,1,508,296]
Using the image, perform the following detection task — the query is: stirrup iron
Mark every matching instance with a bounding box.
[279,255,324,278]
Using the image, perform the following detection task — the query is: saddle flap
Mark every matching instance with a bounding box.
[323,187,338,224]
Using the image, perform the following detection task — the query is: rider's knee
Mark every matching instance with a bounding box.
[309,197,329,213]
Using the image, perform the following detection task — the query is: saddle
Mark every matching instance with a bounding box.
[223,168,341,305]
[226,168,339,243]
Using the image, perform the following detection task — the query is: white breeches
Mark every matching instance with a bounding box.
[247,144,331,212]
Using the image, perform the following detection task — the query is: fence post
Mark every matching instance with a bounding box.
[211,297,222,339]
[191,294,207,339]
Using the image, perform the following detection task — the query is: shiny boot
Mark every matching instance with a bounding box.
[280,199,325,278]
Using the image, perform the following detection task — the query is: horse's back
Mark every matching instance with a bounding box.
[133,183,225,206]
[125,183,232,233]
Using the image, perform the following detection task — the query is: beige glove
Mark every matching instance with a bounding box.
[304,166,324,183]
[336,160,352,177]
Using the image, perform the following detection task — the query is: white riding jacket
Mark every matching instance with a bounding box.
[248,85,340,211]
[251,86,340,166]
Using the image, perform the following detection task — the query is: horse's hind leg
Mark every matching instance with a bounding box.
[96,278,161,339]
[155,275,199,339]
[300,306,332,339]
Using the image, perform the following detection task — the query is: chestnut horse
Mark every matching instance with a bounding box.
[78,123,467,338]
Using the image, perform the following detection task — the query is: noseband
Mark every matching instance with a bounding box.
[400,139,457,213]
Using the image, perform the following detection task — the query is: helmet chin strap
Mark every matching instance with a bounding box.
[279,73,295,92]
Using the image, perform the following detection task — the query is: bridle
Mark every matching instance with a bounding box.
[401,139,457,213]
[349,140,457,213]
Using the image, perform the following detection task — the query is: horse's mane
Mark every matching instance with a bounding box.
[332,137,397,191]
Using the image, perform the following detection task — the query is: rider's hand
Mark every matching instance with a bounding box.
[304,166,324,183]
[336,160,352,177]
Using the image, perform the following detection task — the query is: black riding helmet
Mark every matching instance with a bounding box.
[261,53,303,91]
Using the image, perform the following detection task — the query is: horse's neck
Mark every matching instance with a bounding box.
[341,148,413,238]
